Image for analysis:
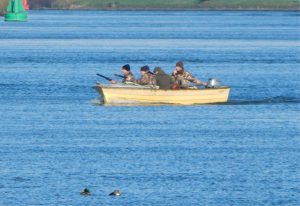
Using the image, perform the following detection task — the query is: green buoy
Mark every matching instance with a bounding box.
[5,0,27,22]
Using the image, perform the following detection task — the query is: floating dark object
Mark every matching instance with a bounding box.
[80,188,91,196]
[109,190,121,196]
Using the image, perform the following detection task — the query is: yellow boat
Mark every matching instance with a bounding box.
[94,83,230,105]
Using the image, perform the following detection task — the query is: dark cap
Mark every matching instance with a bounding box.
[140,65,150,72]
[122,64,130,71]
[176,61,184,69]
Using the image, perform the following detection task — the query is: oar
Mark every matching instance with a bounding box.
[96,73,113,82]
[114,74,126,79]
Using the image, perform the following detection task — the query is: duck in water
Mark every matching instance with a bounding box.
[80,188,91,196]
[109,190,121,196]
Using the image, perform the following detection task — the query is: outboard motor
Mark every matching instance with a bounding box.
[207,78,222,88]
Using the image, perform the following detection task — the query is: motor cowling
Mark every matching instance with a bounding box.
[207,78,222,88]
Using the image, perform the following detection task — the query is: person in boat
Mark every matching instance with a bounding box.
[171,61,207,88]
[135,65,156,86]
[111,64,135,84]
[153,67,174,89]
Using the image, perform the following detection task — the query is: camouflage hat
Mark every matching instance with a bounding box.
[176,61,184,69]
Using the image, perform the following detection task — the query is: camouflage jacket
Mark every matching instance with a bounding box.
[136,72,157,85]
[122,72,135,83]
[172,71,204,88]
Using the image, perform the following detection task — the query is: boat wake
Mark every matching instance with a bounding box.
[90,96,300,106]
[227,96,300,105]
[90,98,103,105]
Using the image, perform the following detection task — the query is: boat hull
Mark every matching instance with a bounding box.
[95,84,230,105]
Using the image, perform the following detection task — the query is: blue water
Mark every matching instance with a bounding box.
[0,10,299,205]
